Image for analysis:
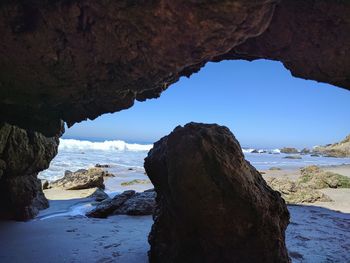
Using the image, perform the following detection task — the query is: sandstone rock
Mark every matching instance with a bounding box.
[265,177,332,204]
[280,147,299,154]
[49,168,105,190]
[145,123,290,263]
[313,134,350,157]
[298,166,350,189]
[88,188,109,202]
[0,122,59,221]
[86,190,136,218]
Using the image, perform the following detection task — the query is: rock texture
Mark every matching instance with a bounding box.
[0,122,60,221]
[298,166,350,189]
[0,1,349,136]
[86,189,156,218]
[280,147,299,154]
[314,134,350,157]
[265,177,332,204]
[49,168,106,190]
[145,123,290,263]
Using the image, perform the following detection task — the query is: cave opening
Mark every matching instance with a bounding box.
[2,59,346,262]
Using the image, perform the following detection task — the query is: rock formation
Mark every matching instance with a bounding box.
[0,0,349,224]
[48,167,108,190]
[0,1,349,136]
[265,177,332,204]
[86,189,156,218]
[0,122,60,221]
[298,166,350,189]
[314,134,350,157]
[280,147,299,154]
[145,123,290,263]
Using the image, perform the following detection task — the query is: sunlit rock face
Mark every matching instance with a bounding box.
[145,123,290,263]
[0,123,60,221]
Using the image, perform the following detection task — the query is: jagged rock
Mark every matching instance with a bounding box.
[145,123,290,263]
[42,180,49,190]
[313,135,350,157]
[49,167,106,190]
[265,177,332,204]
[0,122,60,221]
[86,190,156,218]
[298,166,350,189]
[114,190,156,216]
[0,1,349,135]
[88,188,109,202]
[86,190,136,218]
[280,147,299,154]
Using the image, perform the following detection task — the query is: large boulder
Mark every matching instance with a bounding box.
[145,123,290,263]
[0,122,60,221]
[49,167,106,190]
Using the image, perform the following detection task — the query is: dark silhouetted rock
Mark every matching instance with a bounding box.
[0,122,59,221]
[86,190,156,218]
[1,1,349,136]
[114,190,156,216]
[42,180,49,190]
[88,188,109,202]
[86,190,136,218]
[50,168,105,190]
[145,123,290,263]
[95,164,110,168]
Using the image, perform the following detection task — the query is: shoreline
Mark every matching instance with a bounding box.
[0,164,349,262]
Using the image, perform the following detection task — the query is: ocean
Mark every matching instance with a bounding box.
[39,139,350,191]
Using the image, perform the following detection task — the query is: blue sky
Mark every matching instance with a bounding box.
[63,59,350,148]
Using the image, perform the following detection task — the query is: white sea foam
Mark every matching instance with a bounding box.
[59,139,153,152]
[242,148,256,153]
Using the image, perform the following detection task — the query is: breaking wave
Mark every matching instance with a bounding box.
[59,139,153,152]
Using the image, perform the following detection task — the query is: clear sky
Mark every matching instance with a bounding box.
[63,59,350,149]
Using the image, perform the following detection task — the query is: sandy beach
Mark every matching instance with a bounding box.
[0,165,349,263]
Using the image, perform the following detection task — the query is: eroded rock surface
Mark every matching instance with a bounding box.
[0,1,349,136]
[145,123,290,263]
[314,134,350,157]
[86,189,156,218]
[265,177,332,204]
[0,122,60,221]
[49,167,107,190]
